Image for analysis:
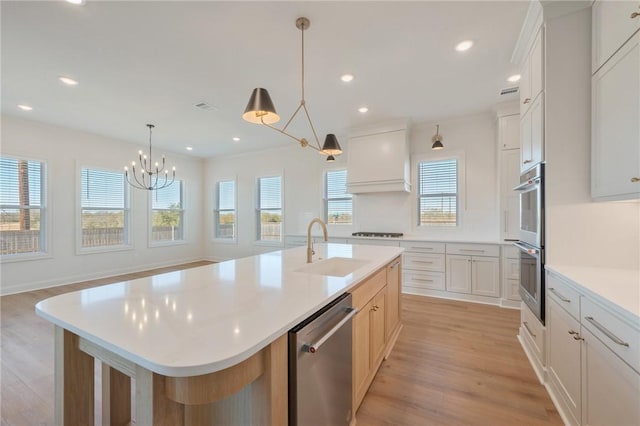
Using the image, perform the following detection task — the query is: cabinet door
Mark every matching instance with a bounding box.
[520,54,532,116]
[520,110,533,172]
[446,255,471,294]
[582,327,640,425]
[501,148,521,241]
[530,94,544,167]
[370,289,387,368]
[471,257,500,297]
[386,259,401,339]
[499,114,520,150]
[592,0,640,72]
[548,299,582,425]
[505,279,521,301]
[592,31,640,201]
[530,28,544,101]
[353,300,372,408]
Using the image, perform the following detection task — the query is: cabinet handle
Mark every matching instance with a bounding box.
[390,260,401,268]
[412,278,434,283]
[523,321,536,338]
[631,177,640,183]
[504,211,508,233]
[549,288,571,303]
[568,330,578,335]
[572,334,584,341]
[460,249,485,253]
[412,260,434,264]
[523,98,531,104]
[584,316,629,347]
[631,12,640,18]
[523,159,533,164]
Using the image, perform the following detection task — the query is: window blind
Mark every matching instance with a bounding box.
[215,180,236,240]
[152,180,184,242]
[257,176,282,241]
[325,170,352,225]
[418,159,458,226]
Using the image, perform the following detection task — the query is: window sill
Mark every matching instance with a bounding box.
[213,238,238,245]
[253,240,284,248]
[149,240,187,248]
[76,245,134,256]
[0,252,52,264]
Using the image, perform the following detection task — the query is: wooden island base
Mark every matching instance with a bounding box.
[55,329,288,426]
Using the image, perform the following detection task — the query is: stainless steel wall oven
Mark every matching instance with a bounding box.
[515,241,545,323]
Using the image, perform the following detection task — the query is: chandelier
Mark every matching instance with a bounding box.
[242,17,342,161]
[124,124,176,190]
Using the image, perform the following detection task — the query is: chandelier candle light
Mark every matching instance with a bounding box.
[124,124,176,190]
[242,17,342,161]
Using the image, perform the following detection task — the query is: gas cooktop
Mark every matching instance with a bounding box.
[351,232,404,238]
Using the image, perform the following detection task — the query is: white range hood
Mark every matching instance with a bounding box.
[346,121,411,194]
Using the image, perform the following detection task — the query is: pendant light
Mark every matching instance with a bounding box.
[242,17,342,162]
[124,124,176,190]
[432,124,444,150]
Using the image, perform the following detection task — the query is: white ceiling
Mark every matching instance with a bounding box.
[1,1,527,158]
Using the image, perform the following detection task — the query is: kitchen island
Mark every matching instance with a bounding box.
[36,243,403,425]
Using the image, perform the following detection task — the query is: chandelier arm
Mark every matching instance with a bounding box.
[125,172,145,190]
[131,170,148,190]
[281,102,304,133]
[260,119,321,152]
[302,103,322,150]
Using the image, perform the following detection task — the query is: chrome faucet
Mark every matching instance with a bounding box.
[307,218,328,263]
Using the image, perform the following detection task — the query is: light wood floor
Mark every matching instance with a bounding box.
[1,264,562,426]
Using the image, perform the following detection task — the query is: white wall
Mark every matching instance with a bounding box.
[204,112,500,261]
[1,115,206,294]
[544,8,640,270]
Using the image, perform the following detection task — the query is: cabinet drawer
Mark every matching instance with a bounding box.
[400,241,445,254]
[581,297,640,373]
[348,238,400,247]
[403,271,445,291]
[521,302,545,363]
[351,267,387,311]
[446,243,499,257]
[403,253,445,272]
[502,244,520,259]
[547,272,582,321]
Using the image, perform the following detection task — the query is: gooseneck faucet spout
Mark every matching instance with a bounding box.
[307,218,328,263]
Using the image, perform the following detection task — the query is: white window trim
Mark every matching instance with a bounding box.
[411,150,466,233]
[213,177,237,244]
[148,179,186,247]
[0,154,51,263]
[254,172,284,247]
[323,167,355,231]
[76,165,132,255]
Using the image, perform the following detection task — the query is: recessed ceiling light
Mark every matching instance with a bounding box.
[17,104,33,111]
[186,147,193,151]
[232,137,240,142]
[59,76,79,86]
[341,74,354,83]
[65,0,86,5]
[358,107,369,113]
[455,40,474,52]
[507,74,521,83]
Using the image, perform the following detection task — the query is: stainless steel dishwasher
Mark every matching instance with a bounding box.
[288,293,356,426]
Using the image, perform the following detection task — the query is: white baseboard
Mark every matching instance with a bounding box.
[402,287,503,307]
[517,333,546,384]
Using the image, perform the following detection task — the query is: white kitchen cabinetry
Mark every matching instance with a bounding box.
[591,30,640,201]
[501,245,520,307]
[445,244,500,298]
[498,112,521,241]
[519,26,544,173]
[401,241,446,293]
[592,0,640,73]
[499,113,520,150]
[347,238,400,247]
[346,124,410,194]
[519,302,546,383]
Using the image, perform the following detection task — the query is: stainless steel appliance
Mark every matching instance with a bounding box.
[514,163,544,248]
[289,293,356,426]
[515,241,545,323]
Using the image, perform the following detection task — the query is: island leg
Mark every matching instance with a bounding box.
[136,366,184,425]
[102,364,131,425]
[54,327,94,425]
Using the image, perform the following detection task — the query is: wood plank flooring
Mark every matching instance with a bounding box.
[1,265,562,426]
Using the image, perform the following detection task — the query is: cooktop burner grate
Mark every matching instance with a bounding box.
[351,232,404,238]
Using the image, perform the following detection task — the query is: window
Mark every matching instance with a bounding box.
[214,180,236,240]
[80,167,129,250]
[418,158,458,226]
[0,157,46,256]
[151,180,184,243]
[325,169,352,225]
[257,175,282,242]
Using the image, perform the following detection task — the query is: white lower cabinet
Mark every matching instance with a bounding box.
[519,302,546,382]
[446,254,499,297]
[445,255,472,294]
[581,327,640,426]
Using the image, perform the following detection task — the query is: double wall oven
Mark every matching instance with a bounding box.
[514,163,545,324]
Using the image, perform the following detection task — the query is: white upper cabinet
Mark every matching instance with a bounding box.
[592,0,640,73]
[501,149,521,241]
[499,114,520,150]
[346,124,410,194]
[520,28,544,117]
[592,23,640,200]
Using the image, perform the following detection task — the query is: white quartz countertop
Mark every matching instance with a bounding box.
[36,243,403,377]
[546,265,640,318]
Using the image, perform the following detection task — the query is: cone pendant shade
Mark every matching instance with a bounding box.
[242,88,281,124]
[321,134,342,155]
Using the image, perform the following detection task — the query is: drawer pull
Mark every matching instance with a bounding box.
[412,278,434,283]
[631,12,639,19]
[584,316,629,347]
[568,330,578,335]
[411,260,434,264]
[631,177,640,183]
[523,98,531,104]
[523,159,533,164]
[389,260,401,269]
[459,249,485,253]
[572,334,584,342]
[411,246,434,250]
[549,288,571,303]
[523,321,536,338]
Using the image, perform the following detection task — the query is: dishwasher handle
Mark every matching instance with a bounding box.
[303,307,357,354]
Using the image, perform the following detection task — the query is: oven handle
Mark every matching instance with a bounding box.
[514,242,540,255]
[513,178,541,192]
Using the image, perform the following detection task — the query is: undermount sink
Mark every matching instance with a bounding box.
[295,257,369,277]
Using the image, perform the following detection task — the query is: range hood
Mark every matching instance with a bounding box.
[346,122,411,194]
